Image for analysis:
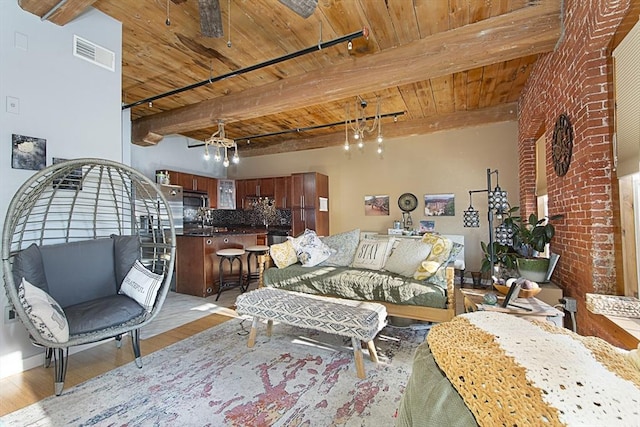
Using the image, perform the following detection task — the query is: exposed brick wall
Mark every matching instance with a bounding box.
[518,0,631,347]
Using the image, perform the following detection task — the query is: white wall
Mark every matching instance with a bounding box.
[131,135,228,181]
[0,2,122,378]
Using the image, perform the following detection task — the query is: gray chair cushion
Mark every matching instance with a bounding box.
[40,238,118,308]
[65,294,146,335]
[12,243,49,293]
[111,234,141,289]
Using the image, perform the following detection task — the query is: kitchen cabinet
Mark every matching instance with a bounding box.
[176,233,263,297]
[274,176,290,208]
[161,169,221,208]
[236,177,280,209]
[290,172,329,236]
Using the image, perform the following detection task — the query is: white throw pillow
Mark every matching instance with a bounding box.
[319,228,361,267]
[18,278,69,343]
[269,240,299,268]
[119,260,164,312]
[351,238,396,270]
[384,239,433,277]
[289,229,332,267]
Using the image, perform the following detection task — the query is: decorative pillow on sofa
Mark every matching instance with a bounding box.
[384,239,433,277]
[414,234,454,285]
[351,237,396,270]
[12,243,49,293]
[288,229,332,267]
[319,228,360,267]
[18,278,69,343]
[119,260,164,312]
[269,240,299,268]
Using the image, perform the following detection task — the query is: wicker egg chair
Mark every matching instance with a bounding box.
[2,158,176,395]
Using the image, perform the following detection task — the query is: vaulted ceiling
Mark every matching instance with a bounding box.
[19,0,563,157]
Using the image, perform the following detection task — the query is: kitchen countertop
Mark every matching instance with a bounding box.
[181,226,289,237]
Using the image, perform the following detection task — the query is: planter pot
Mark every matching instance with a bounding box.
[516,257,550,282]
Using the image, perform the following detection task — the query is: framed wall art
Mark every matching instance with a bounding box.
[424,193,455,216]
[364,195,389,216]
[12,134,46,170]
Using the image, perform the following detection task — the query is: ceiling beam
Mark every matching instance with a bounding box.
[239,103,518,157]
[19,0,98,25]
[132,1,561,145]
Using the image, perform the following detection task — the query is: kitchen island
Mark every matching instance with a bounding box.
[176,230,267,298]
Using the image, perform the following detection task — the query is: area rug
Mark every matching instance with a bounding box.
[1,318,429,426]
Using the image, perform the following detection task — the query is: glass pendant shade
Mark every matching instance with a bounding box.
[488,185,509,214]
[494,223,514,245]
[463,206,480,227]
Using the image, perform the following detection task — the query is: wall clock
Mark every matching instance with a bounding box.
[551,113,573,176]
[398,193,418,229]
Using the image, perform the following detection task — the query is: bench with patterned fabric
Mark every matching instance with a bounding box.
[235,287,388,379]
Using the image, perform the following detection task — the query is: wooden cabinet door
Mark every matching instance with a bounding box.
[206,178,218,208]
[258,177,275,197]
[290,173,304,208]
[170,171,195,191]
[244,179,259,197]
[274,176,290,208]
[235,179,247,209]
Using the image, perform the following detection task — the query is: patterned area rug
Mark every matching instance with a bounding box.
[2,319,429,426]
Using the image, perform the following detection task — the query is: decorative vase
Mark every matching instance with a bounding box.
[516,257,550,282]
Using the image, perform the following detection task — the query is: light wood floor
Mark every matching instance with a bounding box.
[0,308,237,417]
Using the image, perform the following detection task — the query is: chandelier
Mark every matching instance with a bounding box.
[203,121,239,168]
[344,96,383,154]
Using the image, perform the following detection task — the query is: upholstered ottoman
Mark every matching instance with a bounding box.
[236,288,388,379]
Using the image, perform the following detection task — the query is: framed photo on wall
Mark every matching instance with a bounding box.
[12,134,46,171]
[424,193,455,216]
[364,195,389,216]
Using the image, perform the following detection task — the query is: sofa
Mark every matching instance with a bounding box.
[7,235,170,395]
[259,229,462,323]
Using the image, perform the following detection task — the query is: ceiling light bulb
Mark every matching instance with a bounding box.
[204,150,210,161]
[377,134,383,143]
[223,157,230,167]
[377,145,383,154]
[344,143,350,151]
[353,131,360,140]
[347,40,353,50]
[232,149,239,164]
[214,148,221,162]
[357,141,364,149]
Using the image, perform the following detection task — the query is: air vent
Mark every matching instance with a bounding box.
[73,35,115,72]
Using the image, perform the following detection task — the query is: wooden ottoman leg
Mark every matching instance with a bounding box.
[248,317,259,348]
[366,340,379,363]
[266,319,273,337]
[352,337,365,379]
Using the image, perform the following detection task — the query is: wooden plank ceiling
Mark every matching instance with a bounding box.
[19,0,563,157]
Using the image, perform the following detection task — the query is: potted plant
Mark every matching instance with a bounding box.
[505,209,562,281]
[482,207,562,282]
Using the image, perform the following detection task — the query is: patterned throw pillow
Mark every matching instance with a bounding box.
[414,233,454,285]
[18,278,69,343]
[269,240,298,268]
[384,239,433,277]
[119,260,164,312]
[289,229,332,267]
[351,237,396,270]
[319,228,360,267]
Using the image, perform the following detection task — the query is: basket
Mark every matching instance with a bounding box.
[493,284,541,299]
[586,294,640,318]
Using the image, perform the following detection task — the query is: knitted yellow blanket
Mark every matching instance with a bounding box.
[427,312,640,426]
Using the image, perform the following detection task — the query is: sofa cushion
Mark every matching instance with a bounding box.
[414,234,454,287]
[65,294,146,335]
[351,237,395,270]
[319,228,360,267]
[384,239,433,277]
[18,278,69,343]
[269,240,299,269]
[39,238,118,308]
[119,260,164,312]
[12,243,49,293]
[111,234,141,289]
[289,229,332,267]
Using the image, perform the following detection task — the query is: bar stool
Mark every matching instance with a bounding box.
[215,248,246,301]
[245,245,270,288]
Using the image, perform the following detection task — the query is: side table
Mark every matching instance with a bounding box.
[461,288,564,327]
